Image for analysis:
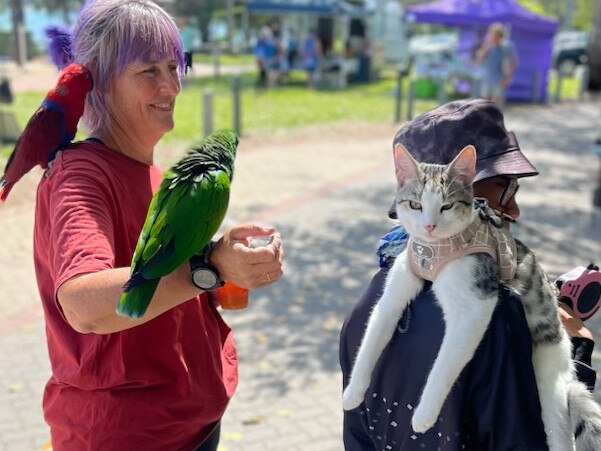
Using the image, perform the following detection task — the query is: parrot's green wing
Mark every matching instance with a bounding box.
[116,129,238,319]
[140,170,231,278]
[116,170,231,318]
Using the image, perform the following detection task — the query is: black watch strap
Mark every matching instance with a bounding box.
[190,241,224,291]
[197,241,217,267]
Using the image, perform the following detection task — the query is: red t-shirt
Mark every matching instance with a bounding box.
[33,141,238,450]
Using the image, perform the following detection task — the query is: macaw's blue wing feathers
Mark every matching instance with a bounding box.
[116,129,239,319]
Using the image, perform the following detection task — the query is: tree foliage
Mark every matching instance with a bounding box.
[519,0,595,30]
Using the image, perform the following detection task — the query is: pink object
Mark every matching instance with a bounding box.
[558,267,601,320]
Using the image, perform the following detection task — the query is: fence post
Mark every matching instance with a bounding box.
[576,65,590,101]
[554,71,563,102]
[394,69,404,123]
[436,76,446,105]
[531,69,541,103]
[232,74,242,136]
[407,78,415,121]
[202,89,213,137]
[212,42,221,78]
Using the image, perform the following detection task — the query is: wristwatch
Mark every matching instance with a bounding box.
[189,241,223,292]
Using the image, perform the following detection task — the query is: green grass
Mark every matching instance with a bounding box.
[192,51,255,67]
[172,69,419,139]
[0,67,584,161]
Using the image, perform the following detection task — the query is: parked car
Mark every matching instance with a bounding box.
[552,30,589,75]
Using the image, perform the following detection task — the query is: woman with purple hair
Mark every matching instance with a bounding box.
[34,1,283,449]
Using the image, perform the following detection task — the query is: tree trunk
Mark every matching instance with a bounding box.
[226,0,235,52]
[588,0,601,90]
[9,0,26,66]
[59,0,70,25]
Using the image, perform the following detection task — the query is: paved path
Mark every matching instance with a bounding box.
[0,94,600,450]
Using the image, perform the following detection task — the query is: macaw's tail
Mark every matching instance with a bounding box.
[0,178,13,202]
[116,273,160,319]
[568,379,601,450]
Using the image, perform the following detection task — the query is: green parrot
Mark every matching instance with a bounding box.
[116,129,239,319]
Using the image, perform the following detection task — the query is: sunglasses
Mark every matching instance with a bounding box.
[499,177,520,208]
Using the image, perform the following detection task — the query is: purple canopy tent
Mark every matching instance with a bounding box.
[407,0,558,102]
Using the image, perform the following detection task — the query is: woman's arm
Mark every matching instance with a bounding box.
[58,263,198,334]
[59,224,283,335]
[559,302,597,390]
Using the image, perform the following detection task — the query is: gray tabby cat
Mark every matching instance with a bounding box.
[342,144,601,450]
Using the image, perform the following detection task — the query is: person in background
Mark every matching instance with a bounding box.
[34,1,283,450]
[302,28,323,88]
[286,28,300,71]
[179,17,197,75]
[339,99,595,450]
[476,22,518,106]
[253,26,278,88]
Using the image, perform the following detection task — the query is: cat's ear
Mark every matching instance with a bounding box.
[448,145,477,186]
[394,143,420,185]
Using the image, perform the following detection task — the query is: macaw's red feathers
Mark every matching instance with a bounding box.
[0,63,93,202]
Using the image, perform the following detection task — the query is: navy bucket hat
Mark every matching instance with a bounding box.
[388,98,538,219]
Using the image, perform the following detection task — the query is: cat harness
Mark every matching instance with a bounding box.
[407,199,517,282]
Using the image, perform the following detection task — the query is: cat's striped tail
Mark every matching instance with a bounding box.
[568,379,601,451]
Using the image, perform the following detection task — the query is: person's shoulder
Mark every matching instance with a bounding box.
[58,140,147,171]
[503,41,517,54]
[50,140,148,184]
[50,140,107,174]
[58,139,112,161]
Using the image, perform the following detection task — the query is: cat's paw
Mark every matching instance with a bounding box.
[411,404,438,434]
[342,386,365,411]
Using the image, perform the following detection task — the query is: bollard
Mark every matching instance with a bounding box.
[554,70,563,102]
[212,43,221,78]
[394,70,404,123]
[202,89,213,136]
[436,77,446,105]
[407,79,415,121]
[531,69,541,103]
[232,74,242,136]
[470,76,481,98]
[576,65,590,101]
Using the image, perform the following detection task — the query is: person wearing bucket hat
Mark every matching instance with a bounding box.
[339,99,596,450]
[387,97,537,220]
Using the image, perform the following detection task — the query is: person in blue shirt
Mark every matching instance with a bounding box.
[476,22,518,106]
[253,26,278,88]
[302,28,323,88]
[339,99,596,450]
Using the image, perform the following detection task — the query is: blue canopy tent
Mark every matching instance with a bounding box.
[407,0,558,102]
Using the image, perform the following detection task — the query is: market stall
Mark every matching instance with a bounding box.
[407,0,558,102]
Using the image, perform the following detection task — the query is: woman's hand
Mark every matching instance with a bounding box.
[210,224,284,289]
[558,301,593,340]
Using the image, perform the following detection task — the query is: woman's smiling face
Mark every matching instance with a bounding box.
[107,57,181,143]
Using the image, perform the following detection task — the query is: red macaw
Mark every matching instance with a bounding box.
[0,63,93,201]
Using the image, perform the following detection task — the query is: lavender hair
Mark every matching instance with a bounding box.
[70,0,185,131]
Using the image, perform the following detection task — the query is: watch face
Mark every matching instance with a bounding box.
[192,269,219,290]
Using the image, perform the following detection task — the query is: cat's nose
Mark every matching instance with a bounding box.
[425,224,436,233]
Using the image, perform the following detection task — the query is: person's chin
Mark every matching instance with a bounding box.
[154,117,175,135]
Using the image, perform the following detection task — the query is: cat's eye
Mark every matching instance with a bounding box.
[440,203,454,212]
[409,201,422,210]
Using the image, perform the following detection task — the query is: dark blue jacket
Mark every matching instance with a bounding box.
[339,266,596,451]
